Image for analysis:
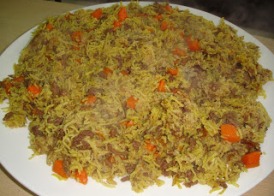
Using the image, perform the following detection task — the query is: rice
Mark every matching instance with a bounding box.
[0,1,272,193]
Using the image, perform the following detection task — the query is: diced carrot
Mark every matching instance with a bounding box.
[3,81,12,94]
[27,84,42,96]
[74,169,88,185]
[52,160,68,179]
[126,95,138,109]
[113,20,122,29]
[167,68,179,76]
[91,8,103,19]
[186,37,200,51]
[46,23,54,31]
[158,79,166,92]
[220,124,240,143]
[160,21,168,31]
[145,140,156,152]
[71,31,82,43]
[242,151,261,168]
[165,4,173,12]
[122,120,134,128]
[154,14,163,21]
[103,67,113,76]
[118,6,127,22]
[83,95,96,105]
[172,47,186,56]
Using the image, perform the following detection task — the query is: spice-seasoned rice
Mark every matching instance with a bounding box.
[0,1,272,193]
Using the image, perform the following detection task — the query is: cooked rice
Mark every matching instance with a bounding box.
[0,1,272,193]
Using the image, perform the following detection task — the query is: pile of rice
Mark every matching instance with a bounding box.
[0,1,272,193]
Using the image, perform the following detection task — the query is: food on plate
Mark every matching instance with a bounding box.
[0,1,272,193]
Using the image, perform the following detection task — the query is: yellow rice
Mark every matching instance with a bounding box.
[0,1,272,193]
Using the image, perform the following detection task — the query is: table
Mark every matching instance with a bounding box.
[0,0,274,195]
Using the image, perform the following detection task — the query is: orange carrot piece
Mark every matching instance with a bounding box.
[126,95,138,109]
[154,14,163,21]
[186,37,200,51]
[165,4,173,12]
[46,23,54,31]
[27,84,42,96]
[160,21,168,31]
[113,20,122,29]
[123,120,134,127]
[91,8,103,19]
[83,95,96,105]
[103,67,113,76]
[74,169,88,185]
[118,6,127,22]
[52,160,68,179]
[172,47,186,56]
[167,68,179,76]
[220,124,240,143]
[242,151,261,168]
[145,140,156,152]
[71,31,82,43]
[158,79,166,92]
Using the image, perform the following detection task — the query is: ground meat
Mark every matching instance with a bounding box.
[71,130,94,150]
[156,157,169,175]
[120,175,130,182]
[109,129,118,137]
[218,181,228,189]
[47,117,63,126]
[189,138,197,151]
[125,164,136,174]
[184,180,198,188]
[50,82,63,96]
[54,129,65,140]
[30,125,45,137]
[107,144,127,156]
[132,140,141,150]
[32,108,44,118]
[223,111,239,126]
[3,112,14,121]
[208,111,220,123]
[241,139,260,152]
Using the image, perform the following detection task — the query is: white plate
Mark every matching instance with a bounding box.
[0,2,273,196]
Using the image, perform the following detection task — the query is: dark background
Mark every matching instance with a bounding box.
[58,0,274,36]
[177,0,274,35]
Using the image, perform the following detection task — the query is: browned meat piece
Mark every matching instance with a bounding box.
[107,144,127,156]
[47,117,63,126]
[3,112,14,121]
[30,125,45,137]
[71,130,94,150]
